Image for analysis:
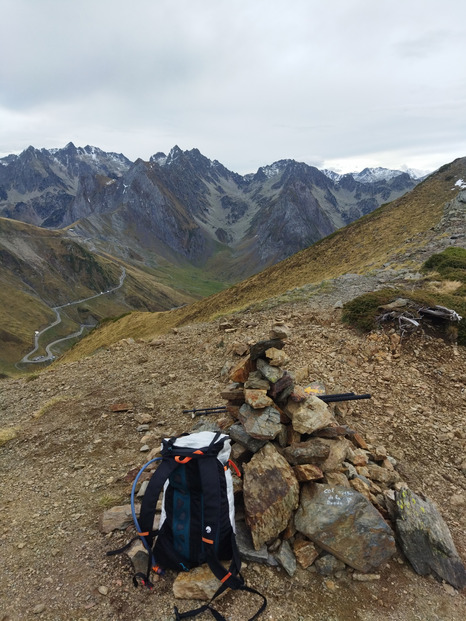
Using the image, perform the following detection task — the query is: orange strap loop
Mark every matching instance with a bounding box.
[228,459,242,478]
[175,456,192,464]
[221,572,232,583]
[138,531,149,536]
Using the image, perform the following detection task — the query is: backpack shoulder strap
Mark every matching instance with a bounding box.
[138,457,178,547]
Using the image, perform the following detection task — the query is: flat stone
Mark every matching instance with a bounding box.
[349,477,372,501]
[293,464,324,482]
[111,403,132,412]
[229,355,254,383]
[325,472,350,487]
[348,448,369,467]
[315,553,346,576]
[220,384,245,403]
[244,389,274,410]
[312,425,354,439]
[249,339,284,361]
[265,347,290,367]
[283,438,331,465]
[243,443,299,549]
[238,404,282,440]
[286,395,334,435]
[134,413,154,424]
[137,480,149,498]
[256,358,284,383]
[100,504,139,533]
[371,445,388,461]
[173,563,228,601]
[228,423,267,453]
[293,539,319,569]
[127,541,150,576]
[267,371,294,399]
[275,540,297,576]
[317,438,352,473]
[244,371,270,390]
[289,385,308,403]
[352,573,381,581]
[269,324,291,340]
[365,463,400,485]
[235,520,270,564]
[395,488,466,590]
[294,484,396,572]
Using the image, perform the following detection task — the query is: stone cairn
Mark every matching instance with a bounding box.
[221,323,397,579]
[219,322,465,590]
[101,323,466,597]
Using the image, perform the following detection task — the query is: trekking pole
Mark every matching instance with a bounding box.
[318,393,371,403]
[182,406,228,416]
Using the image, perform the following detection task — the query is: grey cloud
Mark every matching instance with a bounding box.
[1,0,466,174]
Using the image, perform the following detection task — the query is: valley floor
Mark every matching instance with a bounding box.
[0,299,465,620]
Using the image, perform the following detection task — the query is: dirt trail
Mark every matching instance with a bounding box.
[0,300,465,620]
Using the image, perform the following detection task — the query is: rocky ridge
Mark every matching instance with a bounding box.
[0,144,420,279]
[1,293,464,620]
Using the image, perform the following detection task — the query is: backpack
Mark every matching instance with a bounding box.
[109,430,266,620]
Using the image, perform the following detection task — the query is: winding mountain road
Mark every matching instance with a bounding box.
[19,267,126,365]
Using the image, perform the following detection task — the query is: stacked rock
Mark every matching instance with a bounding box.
[221,324,399,577]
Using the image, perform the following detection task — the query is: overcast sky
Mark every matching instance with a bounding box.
[2,0,465,175]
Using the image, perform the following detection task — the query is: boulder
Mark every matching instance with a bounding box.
[238,404,282,440]
[243,443,299,549]
[395,488,466,590]
[285,394,334,434]
[294,484,396,572]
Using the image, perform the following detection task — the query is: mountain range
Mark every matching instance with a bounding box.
[0,143,420,282]
[0,142,446,370]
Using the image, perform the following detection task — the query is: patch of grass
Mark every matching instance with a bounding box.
[342,286,466,345]
[97,493,127,508]
[342,289,404,332]
[32,396,73,419]
[422,247,466,286]
[0,427,18,446]
[25,373,39,382]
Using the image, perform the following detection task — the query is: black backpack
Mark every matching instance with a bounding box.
[109,431,266,620]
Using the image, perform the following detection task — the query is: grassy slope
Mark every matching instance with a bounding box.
[62,158,466,361]
[0,218,196,370]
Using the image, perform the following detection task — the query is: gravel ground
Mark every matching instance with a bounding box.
[0,298,465,620]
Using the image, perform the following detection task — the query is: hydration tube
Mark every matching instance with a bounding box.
[131,457,162,563]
